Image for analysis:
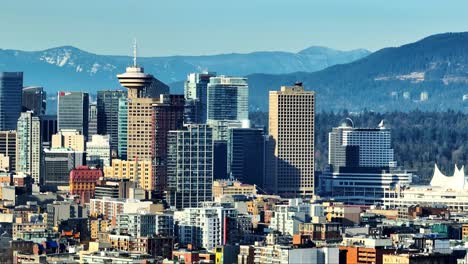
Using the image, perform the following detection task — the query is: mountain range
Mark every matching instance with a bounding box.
[2,32,468,113]
[244,32,468,112]
[0,45,369,97]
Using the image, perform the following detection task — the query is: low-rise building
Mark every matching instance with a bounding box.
[269,199,311,235]
[253,243,339,264]
[323,202,363,226]
[80,250,155,264]
[89,197,154,225]
[213,180,257,200]
[89,218,109,241]
[298,222,342,242]
[174,203,238,250]
[384,164,468,213]
[116,212,174,237]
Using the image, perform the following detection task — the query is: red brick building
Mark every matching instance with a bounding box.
[69,166,103,204]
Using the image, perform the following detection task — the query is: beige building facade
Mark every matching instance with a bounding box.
[104,159,153,191]
[268,83,315,198]
[52,129,85,151]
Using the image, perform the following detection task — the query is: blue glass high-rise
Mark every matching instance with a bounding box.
[0,72,23,131]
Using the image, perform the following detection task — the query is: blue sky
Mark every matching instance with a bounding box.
[2,0,468,56]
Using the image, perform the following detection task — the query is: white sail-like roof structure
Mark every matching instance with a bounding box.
[430,164,467,190]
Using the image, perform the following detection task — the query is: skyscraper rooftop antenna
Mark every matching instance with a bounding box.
[133,38,137,67]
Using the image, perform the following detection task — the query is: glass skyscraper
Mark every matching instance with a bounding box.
[97,90,127,150]
[22,86,46,116]
[57,92,89,138]
[184,72,216,123]
[227,128,265,187]
[207,76,248,122]
[0,72,23,131]
[117,97,128,159]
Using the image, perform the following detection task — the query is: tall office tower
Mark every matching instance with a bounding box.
[117,44,159,163]
[41,115,57,148]
[0,131,16,172]
[57,91,89,138]
[321,121,411,205]
[86,135,111,167]
[43,148,85,190]
[117,98,128,159]
[52,129,85,151]
[207,76,248,122]
[16,111,42,184]
[269,83,315,198]
[22,86,46,116]
[97,90,127,150]
[88,103,98,137]
[227,128,265,187]
[167,124,213,209]
[328,120,395,170]
[0,72,23,131]
[152,94,185,195]
[126,97,157,161]
[184,72,216,123]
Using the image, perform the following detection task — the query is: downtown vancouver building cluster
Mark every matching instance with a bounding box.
[0,49,467,264]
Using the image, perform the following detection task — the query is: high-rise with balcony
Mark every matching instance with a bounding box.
[0,72,23,131]
[152,94,185,195]
[57,91,89,138]
[268,83,315,198]
[207,76,248,123]
[117,97,128,159]
[97,90,127,151]
[167,124,213,209]
[16,111,42,183]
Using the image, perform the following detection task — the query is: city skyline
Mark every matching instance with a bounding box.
[1,2,467,263]
[1,1,468,56]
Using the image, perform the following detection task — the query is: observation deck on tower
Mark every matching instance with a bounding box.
[116,40,154,99]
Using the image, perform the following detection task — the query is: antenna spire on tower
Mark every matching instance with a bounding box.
[133,38,137,67]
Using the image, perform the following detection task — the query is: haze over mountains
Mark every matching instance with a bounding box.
[245,32,468,112]
[0,44,369,94]
[1,32,468,113]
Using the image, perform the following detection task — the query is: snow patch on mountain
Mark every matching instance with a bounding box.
[375,72,425,83]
